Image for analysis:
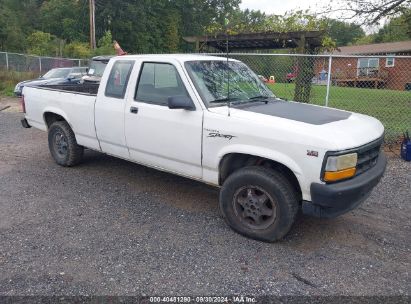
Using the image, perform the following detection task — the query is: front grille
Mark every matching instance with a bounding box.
[355,137,383,176]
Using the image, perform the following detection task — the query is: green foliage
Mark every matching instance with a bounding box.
[63,42,92,59]
[374,12,411,42]
[94,30,116,56]
[164,10,181,53]
[26,31,55,56]
[353,10,411,45]
[4,0,409,58]
[2,0,246,54]
[325,19,366,46]
[0,0,27,52]
[205,10,330,35]
[40,0,87,42]
[0,69,37,96]
[354,35,376,45]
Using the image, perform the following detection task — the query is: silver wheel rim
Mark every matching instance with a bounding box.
[232,185,277,230]
[54,132,68,157]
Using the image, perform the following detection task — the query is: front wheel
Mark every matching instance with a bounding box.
[219,167,299,242]
[48,121,84,167]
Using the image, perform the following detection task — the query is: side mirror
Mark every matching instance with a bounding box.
[167,96,195,111]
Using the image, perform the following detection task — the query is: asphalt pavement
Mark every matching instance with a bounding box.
[0,99,410,296]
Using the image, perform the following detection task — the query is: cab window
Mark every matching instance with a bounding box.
[135,62,188,106]
[105,61,134,99]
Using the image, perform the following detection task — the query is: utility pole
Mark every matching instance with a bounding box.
[89,0,96,49]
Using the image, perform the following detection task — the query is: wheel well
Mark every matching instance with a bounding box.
[44,112,66,129]
[219,153,302,195]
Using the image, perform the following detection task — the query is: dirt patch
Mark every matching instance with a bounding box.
[0,96,21,113]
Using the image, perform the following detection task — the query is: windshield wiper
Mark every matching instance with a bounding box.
[230,95,270,105]
[209,97,241,104]
[210,96,271,106]
[248,95,270,101]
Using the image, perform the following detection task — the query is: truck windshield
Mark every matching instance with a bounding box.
[185,60,274,107]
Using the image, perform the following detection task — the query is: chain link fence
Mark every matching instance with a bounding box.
[1,51,410,142]
[0,51,89,75]
[216,53,411,143]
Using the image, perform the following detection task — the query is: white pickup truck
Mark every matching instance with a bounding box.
[21,54,386,242]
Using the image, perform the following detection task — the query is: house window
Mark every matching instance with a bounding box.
[386,54,395,67]
[357,58,379,77]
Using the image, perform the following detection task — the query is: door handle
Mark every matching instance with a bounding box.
[130,106,138,114]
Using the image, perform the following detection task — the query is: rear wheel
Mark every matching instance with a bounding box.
[219,166,299,242]
[48,121,83,167]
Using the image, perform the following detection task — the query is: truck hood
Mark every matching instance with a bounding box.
[208,99,384,150]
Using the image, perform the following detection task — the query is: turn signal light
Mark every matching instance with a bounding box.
[324,167,356,182]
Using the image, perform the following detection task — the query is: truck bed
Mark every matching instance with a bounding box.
[23,84,100,151]
[39,83,99,95]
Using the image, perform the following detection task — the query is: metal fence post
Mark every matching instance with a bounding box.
[39,57,42,74]
[5,52,9,70]
[325,55,333,107]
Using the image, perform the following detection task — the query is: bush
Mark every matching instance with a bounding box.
[0,70,38,96]
[63,42,92,59]
[26,31,57,56]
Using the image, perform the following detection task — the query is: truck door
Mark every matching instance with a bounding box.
[124,60,203,179]
[95,60,135,159]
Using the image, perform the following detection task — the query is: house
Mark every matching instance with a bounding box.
[315,40,411,91]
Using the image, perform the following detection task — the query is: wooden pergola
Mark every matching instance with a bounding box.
[183,30,325,53]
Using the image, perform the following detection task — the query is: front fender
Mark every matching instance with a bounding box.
[206,144,308,196]
[216,144,303,176]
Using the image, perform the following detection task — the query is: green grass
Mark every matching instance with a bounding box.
[267,83,411,141]
[0,70,38,96]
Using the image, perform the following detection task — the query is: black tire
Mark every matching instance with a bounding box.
[48,121,84,167]
[219,166,299,242]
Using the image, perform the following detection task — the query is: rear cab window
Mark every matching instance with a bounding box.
[105,60,135,99]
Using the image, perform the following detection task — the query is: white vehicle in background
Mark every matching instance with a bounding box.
[20,54,386,242]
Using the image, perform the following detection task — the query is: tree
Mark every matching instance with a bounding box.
[94,30,115,56]
[328,0,411,25]
[326,19,366,46]
[163,10,181,53]
[374,10,411,41]
[64,42,92,58]
[0,0,27,51]
[26,31,56,56]
[39,0,88,42]
[352,9,411,45]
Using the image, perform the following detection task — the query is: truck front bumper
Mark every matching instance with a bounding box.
[302,153,387,218]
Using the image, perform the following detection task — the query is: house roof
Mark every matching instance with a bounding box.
[331,40,411,55]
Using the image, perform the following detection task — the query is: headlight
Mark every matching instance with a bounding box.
[324,153,357,182]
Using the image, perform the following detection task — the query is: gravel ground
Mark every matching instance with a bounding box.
[0,97,410,296]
